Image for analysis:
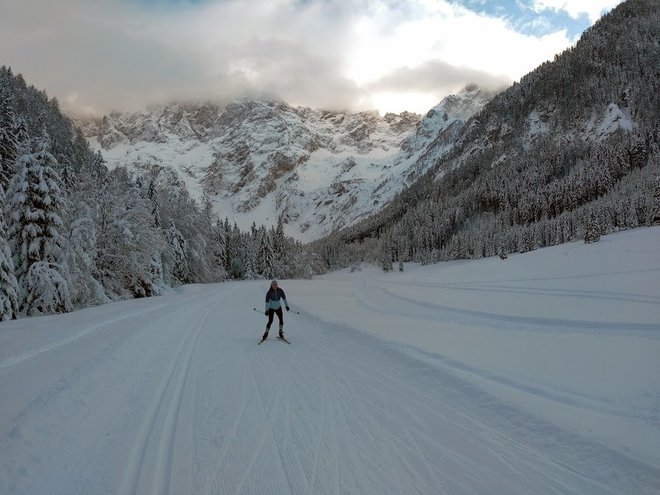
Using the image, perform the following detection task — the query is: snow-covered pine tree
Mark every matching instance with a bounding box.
[378,232,393,271]
[95,168,165,298]
[66,199,107,308]
[0,86,18,190]
[12,116,29,157]
[227,222,243,278]
[165,219,190,284]
[6,140,71,315]
[272,215,287,278]
[653,175,660,226]
[221,218,231,273]
[242,226,257,279]
[208,219,227,281]
[256,226,274,278]
[196,194,226,281]
[0,184,19,320]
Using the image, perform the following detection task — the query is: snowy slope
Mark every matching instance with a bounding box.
[80,88,489,241]
[1,227,659,494]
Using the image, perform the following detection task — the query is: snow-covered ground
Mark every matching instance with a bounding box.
[1,227,659,494]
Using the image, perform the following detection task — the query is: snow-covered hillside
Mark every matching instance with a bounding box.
[79,88,490,241]
[1,227,659,494]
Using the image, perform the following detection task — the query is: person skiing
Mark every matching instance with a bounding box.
[262,280,289,341]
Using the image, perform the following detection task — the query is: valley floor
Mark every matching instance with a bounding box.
[1,227,659,494]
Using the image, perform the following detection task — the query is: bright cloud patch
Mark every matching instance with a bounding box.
[0,0,625,116]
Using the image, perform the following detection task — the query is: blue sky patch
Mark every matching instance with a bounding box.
[450,0,590,38]
[132,0,592,39]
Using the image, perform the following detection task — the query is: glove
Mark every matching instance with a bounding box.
[286,306,290,311]
[264,310,268,315]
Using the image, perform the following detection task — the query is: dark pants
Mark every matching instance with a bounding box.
[266,308,284,331]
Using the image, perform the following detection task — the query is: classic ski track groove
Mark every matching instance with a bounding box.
[391,278,660,305]
[365,284,660,336]
[308,357,329,493]
[228,350,281,495]
[11,293,224,495]
[0,291,214,370]
[202,383,251,495]
[119,301,214,495]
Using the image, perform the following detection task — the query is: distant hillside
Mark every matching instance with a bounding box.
[316,0,660,269]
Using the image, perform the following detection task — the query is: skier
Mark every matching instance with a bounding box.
[262,280,289,341]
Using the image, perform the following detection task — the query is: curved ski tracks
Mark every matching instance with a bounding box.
[2,246,659,495]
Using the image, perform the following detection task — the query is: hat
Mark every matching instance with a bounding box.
[271,280,278,286]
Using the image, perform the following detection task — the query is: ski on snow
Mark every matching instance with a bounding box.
[258,336,291,345]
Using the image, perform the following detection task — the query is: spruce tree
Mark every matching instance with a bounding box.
[209,219,227,280]
[257,227,274,278]
[272,215,287,277]
[6,141,71,315]
[165,219,190,283]
[653,176,660,226]
[0,184,19,320]
[94,168,164,298]
[0,88,18,190]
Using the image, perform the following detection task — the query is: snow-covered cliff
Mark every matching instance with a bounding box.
[80,88,490,241]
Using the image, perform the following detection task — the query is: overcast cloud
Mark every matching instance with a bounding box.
[0,0,624,116]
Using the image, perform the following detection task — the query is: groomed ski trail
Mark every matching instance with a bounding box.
[1,228,659,495]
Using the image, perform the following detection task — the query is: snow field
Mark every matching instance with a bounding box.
[0,227,659,494]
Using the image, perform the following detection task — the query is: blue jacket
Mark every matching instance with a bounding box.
[265,287,288,311]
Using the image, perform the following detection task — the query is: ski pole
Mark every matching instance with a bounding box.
[254,307,300,315]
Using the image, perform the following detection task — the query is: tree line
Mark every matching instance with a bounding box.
[312,0,660,271]
[0,66,319,321]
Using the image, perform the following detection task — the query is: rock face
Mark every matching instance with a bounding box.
[79,89,490,241]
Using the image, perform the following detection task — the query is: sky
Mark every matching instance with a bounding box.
[0,0,625,116]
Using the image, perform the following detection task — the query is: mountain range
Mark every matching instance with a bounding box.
[77,87,491,241]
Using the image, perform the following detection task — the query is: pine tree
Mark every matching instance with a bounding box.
[94,168,165,298]
[242,227,257,280]
[209,219,227,280]
[653,176,660,226]
[272,215,288,277]
[66,198,107,307]
[0,184,19,320]
[256,227,275,278]
[0,87,18,190]
[379,232,393,271]
[6,141,71,315]
[584,209,602,243]
[165,219,190,283]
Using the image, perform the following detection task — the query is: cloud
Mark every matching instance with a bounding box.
[0,0,607,116]
[368,59,509,94]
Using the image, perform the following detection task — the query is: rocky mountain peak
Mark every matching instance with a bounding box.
[79,89,490,241]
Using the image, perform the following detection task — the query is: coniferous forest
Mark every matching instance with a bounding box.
[0,67,321,320]
[314,0,659,271]
[1,0,659,320]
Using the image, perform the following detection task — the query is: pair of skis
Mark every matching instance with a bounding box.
[258,335,291,345]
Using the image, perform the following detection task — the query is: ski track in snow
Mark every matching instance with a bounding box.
[0,290,215,371]
[1,228,659,494]
[358,284,660,338]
